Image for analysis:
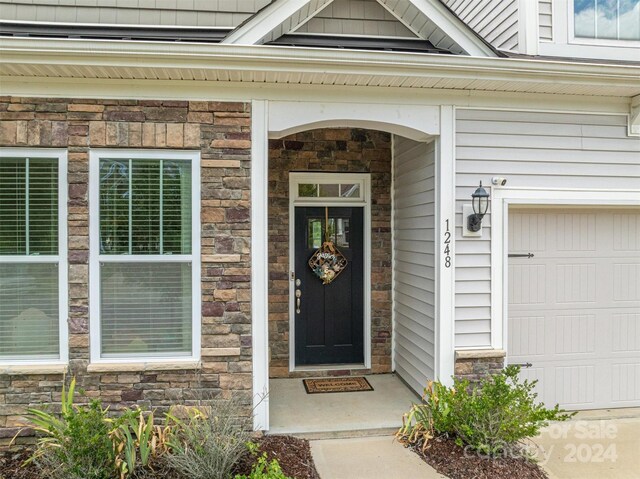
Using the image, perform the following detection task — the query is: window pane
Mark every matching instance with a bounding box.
[319,184,340,197]
[162,161,192,255]
[308,218,323,248]
[575,0,597,37]
[100,159,130,254]
[298,184,318,197]
[101,262,192,357]
[575,0,640,40]
[0,263,59,359]
[29,159,58,254]
[100,159,192,255]
[620,0,640,40]
[340,184,360,198]
[596,0,619,39]
[0,158,57,255]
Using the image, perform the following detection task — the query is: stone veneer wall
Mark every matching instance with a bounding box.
[454,351,506,382]
[267,129,392,378]
[0,97,252,444]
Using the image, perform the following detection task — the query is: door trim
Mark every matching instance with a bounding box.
[489,187,640,360]
[289,172,372,372]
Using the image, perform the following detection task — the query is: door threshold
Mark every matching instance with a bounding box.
[292,363,367,372]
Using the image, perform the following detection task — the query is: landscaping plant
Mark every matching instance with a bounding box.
[234,442,292,479]
[22,377,173,479]
[24,378,115,479]
[165,398,253,479]
[397,365,575,457]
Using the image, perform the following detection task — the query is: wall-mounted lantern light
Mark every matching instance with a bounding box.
[467,181,489,232]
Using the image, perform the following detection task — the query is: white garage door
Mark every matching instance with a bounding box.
[508,208,640,410]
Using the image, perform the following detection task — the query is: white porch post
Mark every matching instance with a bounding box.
[435,105,456,386]
[251,100,270,430]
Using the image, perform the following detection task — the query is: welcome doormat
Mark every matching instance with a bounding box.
[302,377,374,394]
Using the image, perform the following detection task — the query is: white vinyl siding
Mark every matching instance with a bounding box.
[539,0,553,41]
[442,0,519,51]
[454,109,640,349]
[0,149,67,364]
[393,136,436,394]
[0,0,270,27]
[296,0,416,37]
[89,150,200,363]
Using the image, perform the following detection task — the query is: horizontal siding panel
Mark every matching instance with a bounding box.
[457,109,628,127]
[395,271,434,293]
[394,228,435,241]
[455,333,492,348]
[456,306,492,321]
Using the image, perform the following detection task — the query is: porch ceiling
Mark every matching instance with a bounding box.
[1,38,639,98]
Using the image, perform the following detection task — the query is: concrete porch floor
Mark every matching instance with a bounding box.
[268,373,419,438]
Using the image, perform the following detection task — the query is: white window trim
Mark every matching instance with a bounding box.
[539,0,640,61]
[0,148,68,367]
[288,172,372,372]
[88,149,201,365]
[489,187,640,354]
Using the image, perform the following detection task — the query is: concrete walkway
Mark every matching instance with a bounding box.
[534,409,640,479]
[310,436,445,479]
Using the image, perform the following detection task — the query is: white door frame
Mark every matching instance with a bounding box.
[490,187,640,355]
[288,173,372,372]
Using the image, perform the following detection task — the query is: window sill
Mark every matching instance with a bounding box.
[87,361,201,373]
[0,363,68,375]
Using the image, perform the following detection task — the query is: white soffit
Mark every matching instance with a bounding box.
[1,38,639,98]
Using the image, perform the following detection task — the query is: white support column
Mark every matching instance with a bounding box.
[435,105,456,386]
[251,100,270,430]
[518,0,540,55]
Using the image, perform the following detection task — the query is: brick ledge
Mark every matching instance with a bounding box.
[87,361,201,373]
[455,349,506,360]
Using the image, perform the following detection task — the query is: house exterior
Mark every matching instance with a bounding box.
[0,0,638,436]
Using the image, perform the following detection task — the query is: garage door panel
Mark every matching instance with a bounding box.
[612,313,640,352]
[613,263,640,301]
[508,208,640,410]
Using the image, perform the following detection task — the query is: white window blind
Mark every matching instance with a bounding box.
[0,156,61,361]
[97,156,195,359]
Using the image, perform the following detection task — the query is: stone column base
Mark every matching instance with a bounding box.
[454,349,506,382]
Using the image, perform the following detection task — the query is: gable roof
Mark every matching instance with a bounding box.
[222,0,496,56]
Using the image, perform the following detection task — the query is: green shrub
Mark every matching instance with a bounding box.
[24,377,173,479]
[165,399,252,479]
[397,365,575,457]
[234,442,292,479]
[26,379,114,479]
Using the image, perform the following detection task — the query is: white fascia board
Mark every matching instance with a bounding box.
[403,0,496,57]
[1,38,639,95]
[222,0,327,45]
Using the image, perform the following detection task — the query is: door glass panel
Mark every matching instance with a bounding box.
[340,184,360,198]
[308,219,323,249]
[334,218,350,248]
[319,184,340,197]
[298,184,318,197]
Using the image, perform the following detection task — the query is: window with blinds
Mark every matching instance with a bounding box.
[0,155,62,361]
[95,155,196,359]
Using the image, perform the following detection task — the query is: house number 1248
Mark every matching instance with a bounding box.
[444,219,451,268]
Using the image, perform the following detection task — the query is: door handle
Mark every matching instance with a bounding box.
[295,289,301,314]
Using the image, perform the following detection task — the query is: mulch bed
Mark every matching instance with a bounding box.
[235,435,320,479]
[1,435,319,479]
[409,435,548,479]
